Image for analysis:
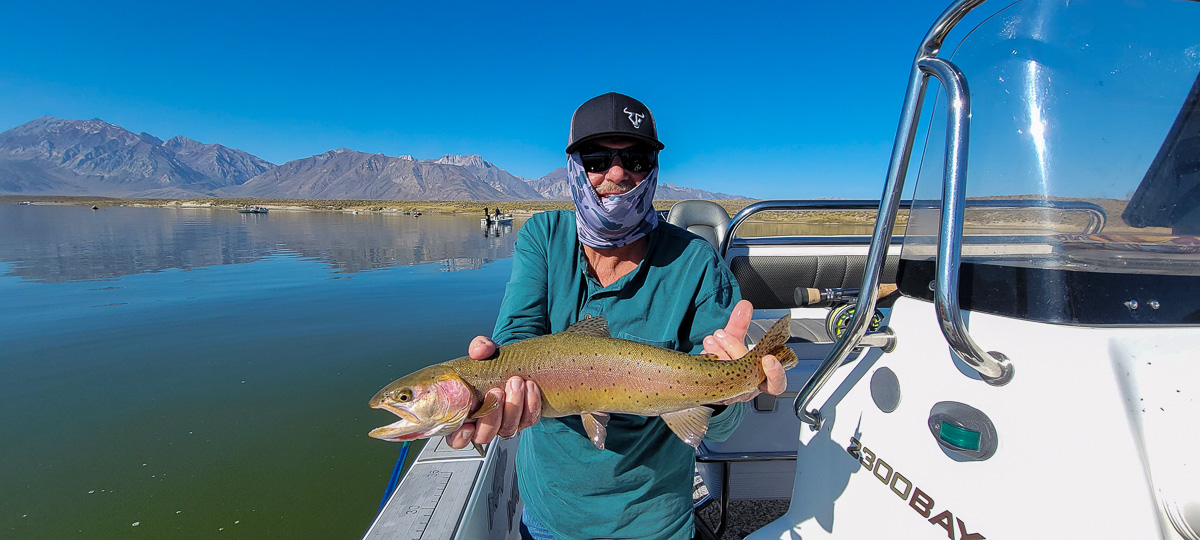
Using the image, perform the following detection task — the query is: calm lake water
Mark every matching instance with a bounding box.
[0,204,520,539]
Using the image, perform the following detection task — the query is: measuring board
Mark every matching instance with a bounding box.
[364,459,482,540]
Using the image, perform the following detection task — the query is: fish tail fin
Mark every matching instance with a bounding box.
[745,314,797,370]
[775,345,799,371]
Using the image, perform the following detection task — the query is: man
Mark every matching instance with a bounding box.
[447,92,786,540]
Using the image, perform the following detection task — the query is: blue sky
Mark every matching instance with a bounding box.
[1,1,952,199]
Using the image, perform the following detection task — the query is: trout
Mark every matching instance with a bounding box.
[368,314,797,450]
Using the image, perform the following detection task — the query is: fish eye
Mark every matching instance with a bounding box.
[396,389,412,402]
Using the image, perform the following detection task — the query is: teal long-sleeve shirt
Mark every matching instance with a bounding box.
[493,210,745,540]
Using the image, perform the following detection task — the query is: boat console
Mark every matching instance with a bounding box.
[749,0,1200,538]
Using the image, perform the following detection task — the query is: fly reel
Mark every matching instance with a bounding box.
[825,303,884,341]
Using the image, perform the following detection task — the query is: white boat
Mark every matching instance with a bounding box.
[366,1,1200,538]
[481,214,514,227]
[237,206,268,214]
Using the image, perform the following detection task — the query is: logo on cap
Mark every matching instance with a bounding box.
[624,107,644,129]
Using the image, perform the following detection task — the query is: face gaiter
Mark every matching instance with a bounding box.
[567,152,659,249]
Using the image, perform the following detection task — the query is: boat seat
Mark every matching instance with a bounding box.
[746,318,832,345]
[667,200,730,250]
[730,253,900,310]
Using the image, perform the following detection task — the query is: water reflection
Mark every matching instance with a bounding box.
[0,205,521,282]
[482,221,514,238]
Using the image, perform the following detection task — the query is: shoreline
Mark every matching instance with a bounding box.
[9,195,1146,230]
[2,195,896,225]
[1,195,773,220]
[2,195,1172,236]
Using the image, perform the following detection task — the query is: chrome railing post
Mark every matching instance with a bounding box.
[791,0,993,429]
[922,56,1014,385]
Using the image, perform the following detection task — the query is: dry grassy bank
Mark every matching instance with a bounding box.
[8,195,1148,230]
[2,195,897,224]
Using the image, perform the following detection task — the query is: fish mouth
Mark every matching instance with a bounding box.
[369,405,426,441]
[369,420,427,441]
[371,400,421,420]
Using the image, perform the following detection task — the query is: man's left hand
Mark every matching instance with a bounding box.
[702,300,788,404]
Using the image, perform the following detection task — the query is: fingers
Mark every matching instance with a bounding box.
[520,380,542,430]
[760,354,787,396]
[725,300,754,342]
[469,336,497,360]
[496,377,525,439]
[451,378,538,448]
[704,329,749,360]
[704,325,751,360]
[471,387,505,443]
[703,300,755,360]
[446,423,475,450]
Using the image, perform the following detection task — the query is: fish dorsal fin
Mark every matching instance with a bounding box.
[661,406,713,448]
[581,412,610,450]
[565,316,611,338]
[697,352,721,361]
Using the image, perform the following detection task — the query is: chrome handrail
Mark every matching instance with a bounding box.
[719,200,908,258]
[722,198,1106,255]
[921,56,1013,385]
[910,198,1108,235]
[793,0,992,429]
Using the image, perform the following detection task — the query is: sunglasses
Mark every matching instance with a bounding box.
[578,147,657,173]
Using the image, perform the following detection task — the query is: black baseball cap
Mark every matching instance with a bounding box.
[566,92,665,154]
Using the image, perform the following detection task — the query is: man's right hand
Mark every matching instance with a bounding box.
[445,336,542,450]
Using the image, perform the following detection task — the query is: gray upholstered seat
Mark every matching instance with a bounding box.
[666,200,730,249]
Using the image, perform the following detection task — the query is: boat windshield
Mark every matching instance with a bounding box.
[902,0,1200,277]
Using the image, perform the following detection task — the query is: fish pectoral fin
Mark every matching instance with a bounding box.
[581,412,610,450]
[472,442,487,457]
[468,392,502,420]
[661,406,713,448]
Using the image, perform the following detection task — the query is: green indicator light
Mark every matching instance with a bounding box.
[939,421,982,451]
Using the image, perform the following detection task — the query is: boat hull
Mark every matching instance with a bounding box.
[748,296,1197,539]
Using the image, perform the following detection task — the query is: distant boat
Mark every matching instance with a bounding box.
[481,213,513,226]
[18,201,31,205]
[238,206,268,214]
[412,211,422,217]
[91,205,99,210]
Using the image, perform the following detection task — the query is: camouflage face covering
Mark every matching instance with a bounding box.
[567,152,659,249]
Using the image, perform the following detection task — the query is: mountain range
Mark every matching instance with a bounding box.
[0,117,747,201]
